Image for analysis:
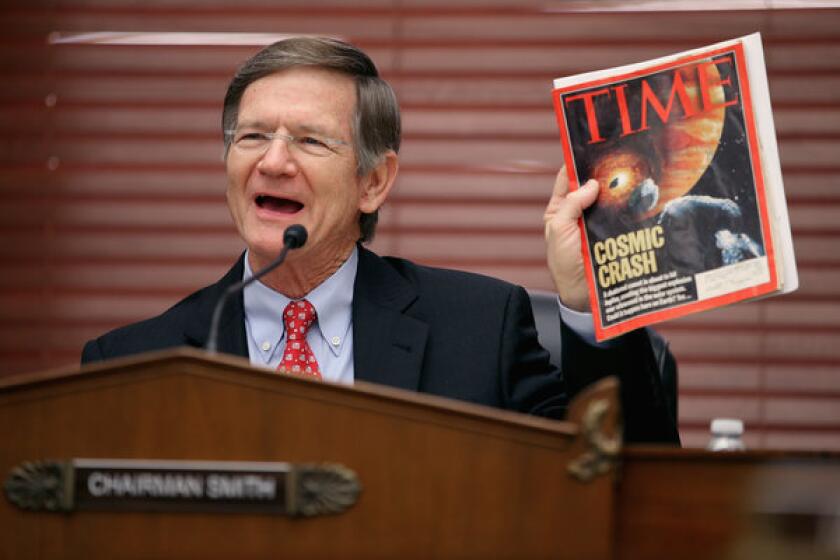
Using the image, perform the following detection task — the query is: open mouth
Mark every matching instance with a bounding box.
[255,194,304,214]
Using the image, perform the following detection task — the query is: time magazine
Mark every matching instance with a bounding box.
[552,33,797,341]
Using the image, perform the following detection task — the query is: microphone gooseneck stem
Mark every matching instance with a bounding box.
[206,245,290,353]
[206,224,307,354]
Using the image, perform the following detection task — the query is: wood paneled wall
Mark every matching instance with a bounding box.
[1,1,839,449]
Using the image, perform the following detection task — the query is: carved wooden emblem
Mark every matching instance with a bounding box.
[567,398,621,482]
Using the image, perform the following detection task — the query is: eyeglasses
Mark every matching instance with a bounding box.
[224,130,348,157]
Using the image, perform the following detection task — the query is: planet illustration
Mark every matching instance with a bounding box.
[587,60,728,221]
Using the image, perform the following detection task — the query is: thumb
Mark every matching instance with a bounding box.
[549,178,600,224]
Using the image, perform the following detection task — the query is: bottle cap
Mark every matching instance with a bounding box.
[710,418,744,436]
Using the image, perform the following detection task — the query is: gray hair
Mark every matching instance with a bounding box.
[222,36,401,243]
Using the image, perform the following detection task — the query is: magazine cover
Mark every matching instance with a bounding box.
[552,33,796,341]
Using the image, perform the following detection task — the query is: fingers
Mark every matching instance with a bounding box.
[544,167,596,312]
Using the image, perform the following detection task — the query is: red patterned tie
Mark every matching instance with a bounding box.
[277,299,322,379]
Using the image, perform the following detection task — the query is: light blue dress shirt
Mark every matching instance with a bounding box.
[242,246,603,384]
[242,247,357,384]
[558,303,604,347]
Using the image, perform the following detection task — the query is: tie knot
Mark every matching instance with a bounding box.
[283,299,317,337]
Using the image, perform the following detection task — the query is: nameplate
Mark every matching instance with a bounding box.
[3,459,360,517]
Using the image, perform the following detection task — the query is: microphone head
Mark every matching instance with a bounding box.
[283,224,308,249]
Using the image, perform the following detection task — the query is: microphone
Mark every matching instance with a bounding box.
[206,224,308,353]
[282,223,308,249]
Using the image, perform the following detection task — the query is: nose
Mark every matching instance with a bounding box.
[256,136,299,177]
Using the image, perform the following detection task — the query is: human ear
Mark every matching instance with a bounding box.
[358,151,398,214]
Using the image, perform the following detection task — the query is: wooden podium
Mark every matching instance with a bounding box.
[1,349,839,559]
[0,349,621,559]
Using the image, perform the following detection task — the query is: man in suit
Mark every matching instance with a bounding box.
[82,37,679,445]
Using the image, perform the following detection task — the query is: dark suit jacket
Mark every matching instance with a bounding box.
[82,246,680,444]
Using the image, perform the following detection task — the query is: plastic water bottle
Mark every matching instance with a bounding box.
[707,418,746,451]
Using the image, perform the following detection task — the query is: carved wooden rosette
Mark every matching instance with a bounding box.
[4,461,72,512]
[290,463,362,517]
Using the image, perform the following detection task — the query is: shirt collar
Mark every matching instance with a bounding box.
[242,247,357,357]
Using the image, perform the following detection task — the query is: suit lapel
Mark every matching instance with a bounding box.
[180,248,428,385]
[353,247,428,392]
[183,255,249,358]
